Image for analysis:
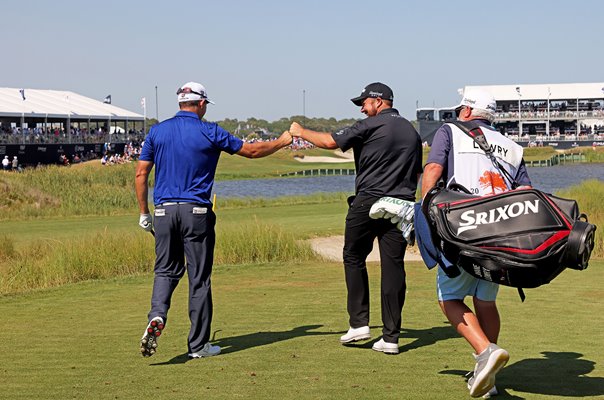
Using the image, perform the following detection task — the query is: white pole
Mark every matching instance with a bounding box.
[516,87,521,136]
[546,87,550,136]
[576,97,580,136]
[142,97,147,134]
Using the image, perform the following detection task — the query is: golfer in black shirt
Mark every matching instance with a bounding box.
[289,82,422,354]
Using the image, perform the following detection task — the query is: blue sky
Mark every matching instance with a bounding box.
[2,0,603,123]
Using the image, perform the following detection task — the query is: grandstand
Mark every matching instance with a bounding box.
[0,87,145,165]
[417,82,604,149]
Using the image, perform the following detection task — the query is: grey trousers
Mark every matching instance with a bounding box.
[148,203,216,354]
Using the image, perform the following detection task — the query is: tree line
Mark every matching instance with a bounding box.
[212,115,360,139]
[145,116,419,138]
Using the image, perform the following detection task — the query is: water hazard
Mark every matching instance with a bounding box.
[212,163,604,199]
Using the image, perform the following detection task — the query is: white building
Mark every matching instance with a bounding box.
[417,82,604,147]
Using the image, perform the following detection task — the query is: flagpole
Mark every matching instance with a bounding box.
[142,97,147,134]
[155,86,159,121]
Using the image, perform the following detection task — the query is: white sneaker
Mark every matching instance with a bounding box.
[467,373,498,398]
[340,326,371,344]
[371,338,399,354]
[469,344,509,397]
[140,316,165,358]
[188,342,221,358]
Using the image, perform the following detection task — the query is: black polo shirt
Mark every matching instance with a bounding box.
[331,108,422,201]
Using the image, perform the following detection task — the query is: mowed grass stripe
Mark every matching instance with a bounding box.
[2,260,603,399]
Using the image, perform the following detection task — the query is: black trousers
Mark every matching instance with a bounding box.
[343,194,407,343]
[149,203,216,354]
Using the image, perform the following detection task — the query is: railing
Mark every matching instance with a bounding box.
[282,158,585,171]
[280,168,356,177]
[526,153,585,167]
[0,133,146,145]
[505,134,604,142]
[495,110,604,122]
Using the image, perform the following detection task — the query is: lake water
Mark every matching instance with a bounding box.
[212,163,604,199]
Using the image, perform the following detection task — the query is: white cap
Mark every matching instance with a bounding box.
[455,88,496,114]
[177,82,214,104]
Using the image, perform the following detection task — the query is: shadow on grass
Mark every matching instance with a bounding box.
[440,351,604,399]
[151,324,330,365]
[342,325,457,355]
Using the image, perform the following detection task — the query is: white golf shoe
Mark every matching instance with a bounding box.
[467,374,498,398]
[140,316,165,357]
[340,326,371,344]
[188,342,221,358]
[371,338,399,354]
[469,343,509,397]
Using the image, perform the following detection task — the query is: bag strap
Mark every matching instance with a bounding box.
[451,121,526,301]
[518,287,526,302]
[450,121,519,190]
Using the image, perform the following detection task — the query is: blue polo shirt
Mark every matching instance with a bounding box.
[140,111,243,205]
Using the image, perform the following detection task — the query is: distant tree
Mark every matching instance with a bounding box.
[210,115,362,136]
[220,118,239,133]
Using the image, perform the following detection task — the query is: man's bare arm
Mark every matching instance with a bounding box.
[135,160,154,214]
[237,131,292,158]
[421,163,444,199]
[289,122,338,149]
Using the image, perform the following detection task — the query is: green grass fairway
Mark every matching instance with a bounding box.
[216,148,355,180]
[3,260,603,399]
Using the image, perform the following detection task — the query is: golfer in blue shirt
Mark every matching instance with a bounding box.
[135,81,292,358]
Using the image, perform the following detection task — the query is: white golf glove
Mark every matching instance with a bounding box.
[369,197,415,241]
[139,213,153,232]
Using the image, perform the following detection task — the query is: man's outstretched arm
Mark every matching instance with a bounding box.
[289,122,338,149]
[236,131,292,158]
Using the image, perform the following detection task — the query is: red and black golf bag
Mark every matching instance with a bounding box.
[423,185,596,291]
[422,121,597,299]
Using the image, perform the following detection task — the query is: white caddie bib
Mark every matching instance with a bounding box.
[447,123,524,196]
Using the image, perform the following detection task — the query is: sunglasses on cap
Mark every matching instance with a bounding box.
[176,87,207,98]
[455,105,469,117]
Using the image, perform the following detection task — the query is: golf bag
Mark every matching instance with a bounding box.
[422,120,597,298]
[423,183,596,291]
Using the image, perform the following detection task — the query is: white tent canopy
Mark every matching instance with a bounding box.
[0,87,144,120]
[462,82,604,102]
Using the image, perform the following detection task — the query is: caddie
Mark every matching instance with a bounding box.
[421,87,532,397]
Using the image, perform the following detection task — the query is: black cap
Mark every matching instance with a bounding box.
[350,82,394,106]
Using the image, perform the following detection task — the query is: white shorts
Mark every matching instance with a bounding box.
[437,265,499,302]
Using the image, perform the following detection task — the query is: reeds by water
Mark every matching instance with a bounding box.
[556,179,603,257]
[0,163,137,219]
[0,221,318,295]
